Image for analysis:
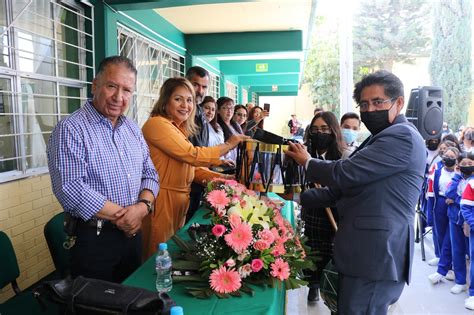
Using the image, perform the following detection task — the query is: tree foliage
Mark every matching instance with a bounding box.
[429,0,472,129]
[353,0,431,72]
[303,17,340,115]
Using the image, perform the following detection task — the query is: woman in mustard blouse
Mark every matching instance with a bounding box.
[141,77,245,258]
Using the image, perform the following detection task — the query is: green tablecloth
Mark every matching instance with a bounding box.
[123,192,294,315]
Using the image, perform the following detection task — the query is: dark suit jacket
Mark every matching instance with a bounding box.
[300,115,426,284]
[189,105,209,147]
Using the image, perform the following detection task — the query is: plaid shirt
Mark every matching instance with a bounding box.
[47,100,159,221]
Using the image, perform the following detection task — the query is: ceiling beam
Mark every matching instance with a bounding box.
[186,31,302,56]
[105,0,254,11]
[239,74,299,86]
[256,91,298,97]
[249,85,299,93]
[220,59,300,76]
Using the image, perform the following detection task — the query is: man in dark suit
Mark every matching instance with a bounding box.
[285,70,426,314]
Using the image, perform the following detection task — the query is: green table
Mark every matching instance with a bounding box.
[123,193,295,315]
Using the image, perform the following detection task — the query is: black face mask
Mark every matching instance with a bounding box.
[460,166,474,177]
[360,109,392,135]
[427,141,439,151]
[310,132,333,151]
[442,157,456,167]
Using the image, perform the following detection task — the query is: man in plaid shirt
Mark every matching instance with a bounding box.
[47,56,159,282]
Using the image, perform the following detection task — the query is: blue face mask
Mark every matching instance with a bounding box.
[342,128,358,144]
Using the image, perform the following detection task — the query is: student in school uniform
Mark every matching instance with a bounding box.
[460,165,474,309]
[445,152,474,294]
[427,147,459,283]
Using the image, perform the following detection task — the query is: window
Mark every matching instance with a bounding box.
[225,80,238,103]
[241,88,248,105]
[118,25,185,127]
[0,0,93,182]
[252,92,258,106]
[207,70,220,100]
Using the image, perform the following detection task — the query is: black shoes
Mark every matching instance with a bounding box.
[308,287,320,302]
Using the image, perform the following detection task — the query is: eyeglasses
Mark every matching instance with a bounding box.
[357,97,397,112]
[221,106,234,111]
[235,113,247,117]
[310,126,331,134]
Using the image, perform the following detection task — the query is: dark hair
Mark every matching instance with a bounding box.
[201,96,220,133]
[233,104,248,131]
[444,146,460,158]
[457,151,473,163]
[248,106,264,129]
[149,77,196,136]
[340,112,361,126]
[305,111,346,160]
[216,97,242,140]
[96,55,137,78]
[441,134,461,151]
[314,107,323,115]
[185,66,209,80]
[353,70,404,104]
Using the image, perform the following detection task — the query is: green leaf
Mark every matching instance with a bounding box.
[239,284,255,296]
[173,260,201,271]
[173,275,206,283]
[229,290,241,297]
[215,292,230,299]
[171,235,192,252]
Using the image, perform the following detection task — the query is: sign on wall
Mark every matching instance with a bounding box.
[256,63,268,72]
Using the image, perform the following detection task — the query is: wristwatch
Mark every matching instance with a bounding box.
[138,199,153,214]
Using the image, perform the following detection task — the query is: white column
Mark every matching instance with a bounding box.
[338,0,354,117]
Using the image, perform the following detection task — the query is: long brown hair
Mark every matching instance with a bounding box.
[202,96,220,133]
[248,106,264,129]
[233,104,248,131]
[216,97,242,140]
[305,111,346,160]
[150,77,197,136]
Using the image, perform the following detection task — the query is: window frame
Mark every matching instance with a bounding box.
[0,0,94,183]
[117,24,185,127]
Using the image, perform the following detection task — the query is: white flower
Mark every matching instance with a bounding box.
[238,264,252,278]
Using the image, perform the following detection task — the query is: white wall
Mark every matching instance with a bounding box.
[259,84,315,138]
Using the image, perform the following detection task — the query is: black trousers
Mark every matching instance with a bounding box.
[337,273,405,315]
[186,183,203,223]
[71,221,142,283]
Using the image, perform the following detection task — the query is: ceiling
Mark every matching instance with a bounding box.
[107,0,317,96]
[155,0,313,35]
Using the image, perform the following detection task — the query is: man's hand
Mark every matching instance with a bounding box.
[284,142,311,166]
[114,203,148,237]
[445,198,454,205]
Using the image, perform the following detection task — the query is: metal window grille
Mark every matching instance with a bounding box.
[252,92,258,106]
[205,69,220,100]
[225,80,238,103]
[117,25,185,127]
[241,88,248,104]
[0,0,94,182]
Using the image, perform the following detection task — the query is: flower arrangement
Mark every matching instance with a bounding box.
[172,178,314,298]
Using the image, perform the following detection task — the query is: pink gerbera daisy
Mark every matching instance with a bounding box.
[270,258,290,281]
[224,222,253,253]
[207,189,230,213]
[209,266,242,293]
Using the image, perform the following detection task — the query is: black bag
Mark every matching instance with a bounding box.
[33,276,175,315]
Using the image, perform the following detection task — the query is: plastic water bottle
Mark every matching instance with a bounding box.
[155,243,172,292]
[170,306,183,315]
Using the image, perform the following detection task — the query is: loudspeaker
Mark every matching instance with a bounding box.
[406,86,443,140]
